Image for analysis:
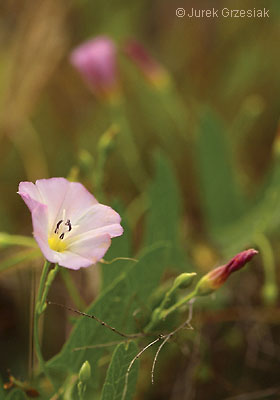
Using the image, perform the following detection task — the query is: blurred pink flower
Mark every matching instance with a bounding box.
[18,178,123,269]
[70,36,119,99]
[195,249,258,295]
[124,39,169,88]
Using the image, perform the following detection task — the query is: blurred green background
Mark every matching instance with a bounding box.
[1,0,280,399]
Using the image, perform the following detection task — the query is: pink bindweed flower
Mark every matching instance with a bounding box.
[70,36,119,99]
[124,39,169,88]
[18,178,123,270]
[195,249,258,296]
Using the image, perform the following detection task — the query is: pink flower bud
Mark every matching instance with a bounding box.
[195,249,258,296]
[70,36,119,100]
[124,39,169,88]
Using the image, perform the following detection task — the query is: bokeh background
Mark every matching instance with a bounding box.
[1,0,280,399]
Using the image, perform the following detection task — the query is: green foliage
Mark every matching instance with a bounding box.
[46,243,167,383]
[1,1,280,398]
[213,154,280,255]
[195,108,244,233]
[101,200,132,289]
[144,151,188,269]
[101,342,138,400]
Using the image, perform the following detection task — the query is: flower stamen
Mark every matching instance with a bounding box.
[54,220,63,234]
[65,219,72,232]
[49,218,73,252]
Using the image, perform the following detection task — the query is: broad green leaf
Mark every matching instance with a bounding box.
[0,233,37,249]
[101,200,132,289]
[212,154,280,255]
[47,243,168,380]
[101,342,138,400]
[144,151,188,269]
[195,108,244,233]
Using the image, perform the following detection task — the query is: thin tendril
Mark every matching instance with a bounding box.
[47,301,144,339]
[100,257,138,264]
[121,337,162,400]
[151,301,194,384]
[73,340,128,351]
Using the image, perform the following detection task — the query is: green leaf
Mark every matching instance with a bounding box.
[195,108,244,232]
[212,154,280,255]
[101,342,138,400]
[0,233,37,249]
[144,150,188,269]
[46,243,168,379]
[101,200,132,289]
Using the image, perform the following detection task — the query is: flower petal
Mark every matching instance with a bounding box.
[71,203,122,237]
[68,224,123,248]
[31,202,60,264]
[18,181,43,212]
[35,178,98,231]
[59,181,98,222]
[18,178,123,269]
[58,233,112,269]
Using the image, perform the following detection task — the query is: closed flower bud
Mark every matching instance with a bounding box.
[70,36,119,100]
[79,361,91,383]
[195,249,258,296]
[124,39,169,89]
[173,272,197,289]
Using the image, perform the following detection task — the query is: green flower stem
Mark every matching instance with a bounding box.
[36,261,50,307]
[34,311,50,383]
[39,265,59,314]
[145,289,197,332]
[34,261,59,389]
[159,290,197,321]
[158,285,178,311]
[254,233,278,305]
[78,382,86,400]
[34,261,50,380]
[60,268,86,310]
